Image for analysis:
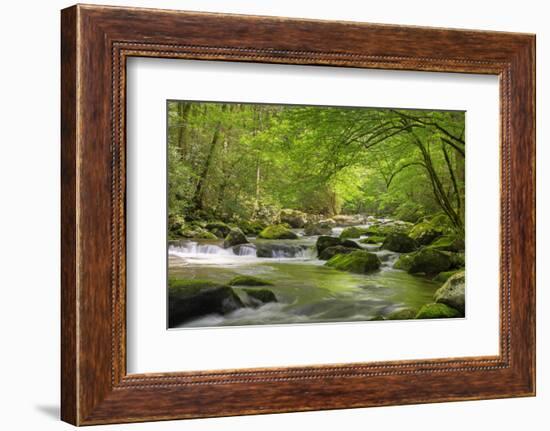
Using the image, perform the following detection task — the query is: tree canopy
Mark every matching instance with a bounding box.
[167,101,465,231]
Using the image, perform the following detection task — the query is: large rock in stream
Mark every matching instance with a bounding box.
[206,221,231,239]
[415,303,462,319]
[381,233,418,253]
[258,224,299,240]
[433,270,465,314]
[394,248,452,275]
[316,236,360,256]
[303,221,333,236]
[318,245,357,260]
[223,228,249,248]
[168,279,245,327]
[256,243,309,258]
[326,250,381,274]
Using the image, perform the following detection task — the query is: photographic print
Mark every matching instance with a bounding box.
[167,101,466,328]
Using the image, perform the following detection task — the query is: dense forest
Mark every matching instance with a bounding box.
[167,101,465,233]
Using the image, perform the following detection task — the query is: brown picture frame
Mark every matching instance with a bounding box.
[61,4,536,426]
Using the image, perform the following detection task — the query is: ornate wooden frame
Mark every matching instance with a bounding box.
[61,4,536,425]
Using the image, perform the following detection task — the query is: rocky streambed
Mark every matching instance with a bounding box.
[168,215,465,328]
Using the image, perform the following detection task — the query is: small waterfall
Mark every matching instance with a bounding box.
[169,241,230,257]
[233,244,257,256]
[168,240,317,264]
[374,249,400,270]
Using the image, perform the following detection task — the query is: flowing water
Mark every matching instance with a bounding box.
[168,227,439,328]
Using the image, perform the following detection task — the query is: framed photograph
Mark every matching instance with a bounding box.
[61,4,535,425]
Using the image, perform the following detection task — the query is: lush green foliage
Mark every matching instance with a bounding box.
[168,101,465,229]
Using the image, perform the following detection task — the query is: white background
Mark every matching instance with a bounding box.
[127,59,499,373]
[0,0,547,430]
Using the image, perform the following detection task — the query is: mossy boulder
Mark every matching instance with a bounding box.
[428,234,465,252]
[304,221,333,236]
[180,227,218,240]
[381,233,418,253]
[258,224,298,240]
[223,228,249,248]
[415,303,462,319]
[340,226,367,239]
[168,214,186,239]
[206,221,231,239]
[341,239,362,249]
[280,209,307,228]
[449,252,465,269]
[168,279,244,326]
[364,222,411,237]
[360,236,386,244]
[318,245,357,261]
[409,213,454,245]
[326,250,381,274]
[316,236,342,255]
[394,248,452,275]
[387,308,418,320]
[243,288,277,306]
[433,270,462,284]
[238,220,267,236]
[434,271,465,314]
[228,275,273,286]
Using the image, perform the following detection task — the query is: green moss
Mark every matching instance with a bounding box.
[258,224,298,240]
[432,270,461,284]
[318,245,356,260]
[393,253,415,271]
[394,248,452,275]
[415,303,461,319]
[339,226,367,239]
[168,278,225,295]
[428,234,465,252]
[326,250,381,274]
[228,275,273,286]
[387,308,418,320]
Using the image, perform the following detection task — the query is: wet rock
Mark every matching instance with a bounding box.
[223,228,249,248]
[243,288,278,306]
[168,279,244,326]
[381,233,418,253]
[341,239,362,249]
[256,243,308,258]
[316,235,342,255]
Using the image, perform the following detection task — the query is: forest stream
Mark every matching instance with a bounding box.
[168,222,440,328]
